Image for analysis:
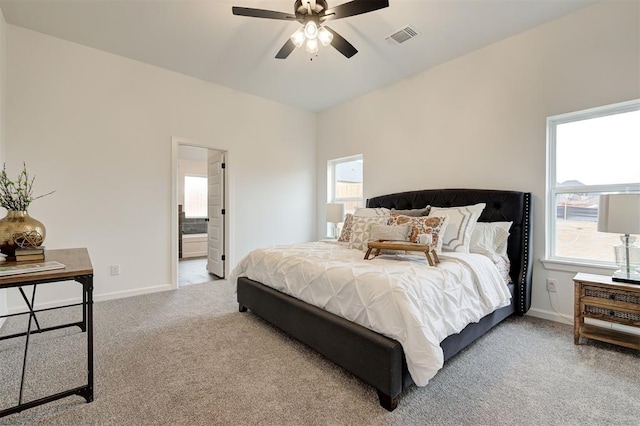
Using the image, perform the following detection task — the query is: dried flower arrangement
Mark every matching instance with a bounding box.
[0,163,55,211]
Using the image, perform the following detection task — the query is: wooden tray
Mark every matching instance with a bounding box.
[364,240,440,266]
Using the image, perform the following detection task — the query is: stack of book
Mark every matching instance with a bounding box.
[15,246,45,262]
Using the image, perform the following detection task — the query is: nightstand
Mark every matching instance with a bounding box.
[573,273,640,350]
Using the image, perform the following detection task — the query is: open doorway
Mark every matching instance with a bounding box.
[176,143,226,287]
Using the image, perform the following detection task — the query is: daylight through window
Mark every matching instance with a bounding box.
[184,175,208,218]
[328,155,364,236]
[547,99,640,264]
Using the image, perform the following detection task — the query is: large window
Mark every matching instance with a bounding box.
[184,175,208,218]
[328,155,364,215]
[547,99,640,265]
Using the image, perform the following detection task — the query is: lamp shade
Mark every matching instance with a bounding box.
[326,203,345,223]
[597,194,640,234]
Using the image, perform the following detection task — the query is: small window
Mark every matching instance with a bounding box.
[184,175,208,218]
[328,155,364,215]
[547,99,640,264]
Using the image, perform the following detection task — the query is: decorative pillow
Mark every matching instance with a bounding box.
[493,221,513,258]
[388,214,449,253]
[470,221,512,262]
[417,233,433,245]
[428,203,485,253]
[368,223,411,254]
[337,213,354,242]
[390,206,431,217]
[348,216,389,251]
[353,207,391,217]
[369,223,410,243]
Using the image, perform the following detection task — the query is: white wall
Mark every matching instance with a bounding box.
[0,7,7,322]
[317,1,640,323]
[5,25,316,310]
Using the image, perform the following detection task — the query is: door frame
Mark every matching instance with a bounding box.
[171,136,231,289]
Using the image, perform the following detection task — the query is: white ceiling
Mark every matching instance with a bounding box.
[0,0,599,112]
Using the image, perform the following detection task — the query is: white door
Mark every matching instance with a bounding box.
[207,150,225,277]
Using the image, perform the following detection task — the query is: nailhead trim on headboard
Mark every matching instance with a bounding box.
[519,193,531,314]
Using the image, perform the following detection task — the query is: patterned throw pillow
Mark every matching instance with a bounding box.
[337,213,355,242]
[388,214,449,252]
[348,216,389,251]
[428,203,485,253]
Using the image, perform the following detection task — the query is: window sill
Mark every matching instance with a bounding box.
[540,258,617,274]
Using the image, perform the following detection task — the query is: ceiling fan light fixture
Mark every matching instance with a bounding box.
[317,27,333,47]
[290,28,305,48]
[305,37,319,54]
[232,0,390,59]
[304,21,318,39]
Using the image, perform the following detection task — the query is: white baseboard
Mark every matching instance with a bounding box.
[526,307,574,325]
[7,283,174,314]
[96,283,174,302]
[528,308,640,336]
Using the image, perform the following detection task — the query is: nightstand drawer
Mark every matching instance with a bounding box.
[574,273,640,350]
[581,285,640,327]
[583,304,640,326]
[584,286,640,305]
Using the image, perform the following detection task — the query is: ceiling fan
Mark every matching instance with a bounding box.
[232,0,389,59]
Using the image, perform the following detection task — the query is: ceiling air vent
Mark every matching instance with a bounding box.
[386,26,419,45]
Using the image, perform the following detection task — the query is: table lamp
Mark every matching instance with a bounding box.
[326,203,345,238]
[597,193,640,284]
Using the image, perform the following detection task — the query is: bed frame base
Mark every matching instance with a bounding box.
[237,277,514,411]
[236,188,532,410]
[238,277,406,410]
[243,299,399,410]
[377,391,398,411]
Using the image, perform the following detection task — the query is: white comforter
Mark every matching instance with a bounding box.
[230,241,511,386]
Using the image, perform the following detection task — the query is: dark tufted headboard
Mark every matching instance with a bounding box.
[367,188,532,315]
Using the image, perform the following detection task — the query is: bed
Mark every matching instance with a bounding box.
[234,188,532,410]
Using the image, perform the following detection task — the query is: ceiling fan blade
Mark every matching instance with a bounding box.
[275,39,297,59]
[324,26,357,58]
[321,0,389,21]
[232,6,297,21]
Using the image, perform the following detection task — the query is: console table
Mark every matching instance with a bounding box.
[0,248,94,418]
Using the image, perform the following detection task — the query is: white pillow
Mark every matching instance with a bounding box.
[494,256,512,284]
[428,203,485,252]
[348,216,389,251]
[369,224,411,254]
[353,207,391,217]
[369,223,410,243]
[470,221,512,261]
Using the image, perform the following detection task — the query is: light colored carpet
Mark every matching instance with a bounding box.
[0,281,638,425]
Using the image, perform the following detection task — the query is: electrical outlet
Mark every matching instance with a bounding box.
[110,264,120,276]
[546,279,557,292]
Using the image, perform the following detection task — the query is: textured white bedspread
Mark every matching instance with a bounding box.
[230,241,511,386]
